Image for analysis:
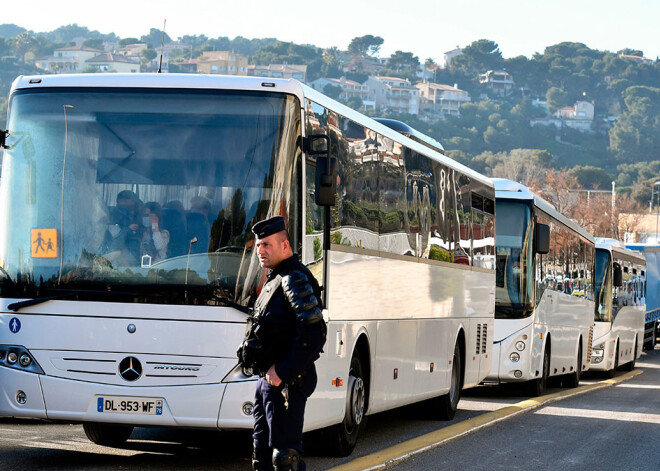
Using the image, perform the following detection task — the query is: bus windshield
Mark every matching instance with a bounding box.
[0,88,301,307]
[594,248,612,322]
[495,200,534,319]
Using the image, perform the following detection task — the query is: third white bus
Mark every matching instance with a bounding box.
[591,238,645,376]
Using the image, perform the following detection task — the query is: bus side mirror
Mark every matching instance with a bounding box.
[535,223,550,254]
[613,267,623,287]
[305,134,336,206]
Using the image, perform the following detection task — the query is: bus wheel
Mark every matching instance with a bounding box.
[564,344,582,388]
[325,353,366,457]
[83,422,134,447]
[606,342,619,379]
[527,346,550,397]
[622,338,637,371]
[434,342,462,421]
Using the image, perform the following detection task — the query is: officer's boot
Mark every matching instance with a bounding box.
[272,448,305,471]
[252,444,274,471]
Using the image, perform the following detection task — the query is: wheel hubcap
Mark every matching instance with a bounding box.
[346,376,365,427]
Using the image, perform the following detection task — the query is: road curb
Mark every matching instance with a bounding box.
[326,369,643,471]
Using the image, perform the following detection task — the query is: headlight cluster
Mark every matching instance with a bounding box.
[509,340,526,363]
[592,343,605,363]
[221,363,257,383]
[0,346,44,374]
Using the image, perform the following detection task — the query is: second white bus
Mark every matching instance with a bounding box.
[485,179,594,395]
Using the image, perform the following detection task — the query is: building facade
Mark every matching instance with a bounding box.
[196,51,249,76]
[309,77,369,102]
[416,82,470,117]
[366,76,420,115]
[86,53,140,73]
[36,45,105,73]
[556,101,595,131]
[247,64,307,82]
[479,70,514,96]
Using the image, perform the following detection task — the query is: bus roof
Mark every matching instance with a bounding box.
[11,73,493,191]
[11,73,306,101]
[596,238,646,265]
[301,83,494,189]
[492,178,594,243]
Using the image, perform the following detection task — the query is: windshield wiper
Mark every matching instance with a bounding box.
[210,293,251,314]
[8,294,72,312]
[7,288,160,312]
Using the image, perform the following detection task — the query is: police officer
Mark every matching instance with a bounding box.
[237,216,326,471]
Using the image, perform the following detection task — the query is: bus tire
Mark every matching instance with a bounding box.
[434,342,462,421]
[564,343,582,388]
[527,344,550,397]
[622,338,637,371]
[324,353,367,457]
[605,341,619,379]
[83,422,133,447]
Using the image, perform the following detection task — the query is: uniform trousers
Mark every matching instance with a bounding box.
[253,372,316,452]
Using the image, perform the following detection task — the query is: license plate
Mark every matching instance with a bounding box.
[97,396,163,415]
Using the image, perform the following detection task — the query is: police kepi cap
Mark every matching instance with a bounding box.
[252,216,286,239]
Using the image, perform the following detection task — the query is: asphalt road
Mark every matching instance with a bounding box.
[1,348,658,470]
[389,347,660,471]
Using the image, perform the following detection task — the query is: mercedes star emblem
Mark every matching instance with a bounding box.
[118,356,142,381]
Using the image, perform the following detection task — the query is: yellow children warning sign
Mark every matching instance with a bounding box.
[31,228,58,258]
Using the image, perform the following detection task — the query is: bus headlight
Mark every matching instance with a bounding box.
[510,352,520,362]
[0,346,44,374]
[19,354,32,367]
[242,366,254,377]
[515,341,526,351]
[221,363,258,383]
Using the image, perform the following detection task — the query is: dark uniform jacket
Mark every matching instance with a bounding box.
[238,254,326,385]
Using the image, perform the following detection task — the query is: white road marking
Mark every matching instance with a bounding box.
[534,406,660,425]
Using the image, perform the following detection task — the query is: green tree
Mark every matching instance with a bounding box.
[119,37,141,47]
[323,83,342,100]
[609,86,660,163]
[82,38,104,50]
[618,48,644,57]
[0,24,26,39]
[450,39,503,76]
[141,48,157,63]
[140,28,171,49]
[10,32,36,63]
[546,87,570,112]
[321,47,342,78]
[567,165,612,189]
[347,35,384,57]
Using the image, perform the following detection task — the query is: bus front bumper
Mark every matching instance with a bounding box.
[0,368,258,430]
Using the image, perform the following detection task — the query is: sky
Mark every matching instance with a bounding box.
[4,0,660,62]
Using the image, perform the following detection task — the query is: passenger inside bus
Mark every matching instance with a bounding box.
[140,202,170,264]
[99,190,143,266]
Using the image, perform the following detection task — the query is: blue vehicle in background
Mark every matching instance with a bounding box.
[625,244,660,350]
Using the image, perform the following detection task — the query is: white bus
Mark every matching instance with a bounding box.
[0,74,495,456]
[591,238,645,376]
[485,179,594,395]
